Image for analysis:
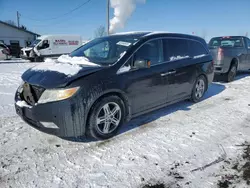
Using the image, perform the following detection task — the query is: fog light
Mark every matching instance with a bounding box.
[41,122,59,129]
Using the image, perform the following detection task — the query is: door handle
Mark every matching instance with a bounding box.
[161,70,176,77]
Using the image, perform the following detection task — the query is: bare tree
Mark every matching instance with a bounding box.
[94,25,107,38]
[5,20,16,26]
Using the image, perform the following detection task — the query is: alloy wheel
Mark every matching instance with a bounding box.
[96,102,121,134]
[195,79,205,99]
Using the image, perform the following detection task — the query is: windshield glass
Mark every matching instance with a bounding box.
[209,37,243,48]
[29,39,41,47]
[70,36,140,65]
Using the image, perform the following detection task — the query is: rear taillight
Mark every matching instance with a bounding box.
[218,48,224,61]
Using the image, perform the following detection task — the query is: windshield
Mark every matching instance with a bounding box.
[70,36,140,65]
[209,37,243,48]
[29,39,41,47]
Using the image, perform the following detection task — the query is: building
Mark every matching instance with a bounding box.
[0,20,40,56]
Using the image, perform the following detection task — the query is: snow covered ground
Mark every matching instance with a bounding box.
[0,63,250,188]
[0,63,37,117]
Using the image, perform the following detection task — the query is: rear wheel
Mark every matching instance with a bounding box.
[224,63,237,82]
[87,96,126,140]
[191,75,207,103]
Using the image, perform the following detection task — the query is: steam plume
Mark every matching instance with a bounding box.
[109,0,146,33]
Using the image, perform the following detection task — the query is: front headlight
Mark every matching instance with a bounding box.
[38,87,79,104]
[17,81,24,93]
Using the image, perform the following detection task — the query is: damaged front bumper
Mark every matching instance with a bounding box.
[15,94,86,138]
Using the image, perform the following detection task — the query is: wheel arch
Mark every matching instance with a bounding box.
[85,90,131,132]
[231,57,239,69]
[197,73,209,91]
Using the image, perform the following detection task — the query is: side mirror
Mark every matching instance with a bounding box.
[134,59,151,69]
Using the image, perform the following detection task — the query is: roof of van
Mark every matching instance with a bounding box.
[37,35,82,40]
[110,31,205,42]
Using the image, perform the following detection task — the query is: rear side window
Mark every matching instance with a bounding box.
[188,40,208,58]
[163,39,190,61]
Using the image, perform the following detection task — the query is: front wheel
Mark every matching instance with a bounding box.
[87,96,126,140]
[190,75,207,103]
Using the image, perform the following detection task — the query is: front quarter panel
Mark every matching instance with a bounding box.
[67,68,131,135]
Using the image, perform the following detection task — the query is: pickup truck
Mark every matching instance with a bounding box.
[208,36,250,82]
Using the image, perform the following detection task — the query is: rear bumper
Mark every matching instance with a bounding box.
[208,72,214,84]
[15,96,87,138]
[214,65,226,73]
[213,59,231,74]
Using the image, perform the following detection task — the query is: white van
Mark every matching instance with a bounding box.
[21,35,82,62]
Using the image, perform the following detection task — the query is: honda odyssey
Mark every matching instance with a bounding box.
[15,32,214,140]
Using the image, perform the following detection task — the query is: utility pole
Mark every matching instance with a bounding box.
[107,0,110,35]
[16,11,20,27]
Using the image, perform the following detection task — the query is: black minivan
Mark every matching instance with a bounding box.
[15,32,214,140]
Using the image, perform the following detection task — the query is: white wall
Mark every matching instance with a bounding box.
[0,23,36,47]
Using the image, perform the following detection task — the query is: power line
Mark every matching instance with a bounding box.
[21,0,92,22]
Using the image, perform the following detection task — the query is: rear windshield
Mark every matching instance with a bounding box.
[209,37,243,48]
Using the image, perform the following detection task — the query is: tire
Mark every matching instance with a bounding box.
[224,63,237,82]
[190,75,207,103]
[34,56,43,62]
[29,58,35,62]
[87,95,126,140]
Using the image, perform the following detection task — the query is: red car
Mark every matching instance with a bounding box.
[0,43,10,55]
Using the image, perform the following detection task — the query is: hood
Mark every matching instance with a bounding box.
[22,57,104,89]
[22,47,33,51]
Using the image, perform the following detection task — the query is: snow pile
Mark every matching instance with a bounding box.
[57,55,100,66]
[110,0,146,33]
[117,51,127,62]
[31,55,99,76]
[194,54,206,59]
[117,65,131,74]
[170,55,190,61]
[31,60,82,76]
[16,101,32,108]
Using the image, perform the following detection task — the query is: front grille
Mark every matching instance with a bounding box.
[22,83,45,105]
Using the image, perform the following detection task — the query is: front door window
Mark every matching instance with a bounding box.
[134,40,163,66]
